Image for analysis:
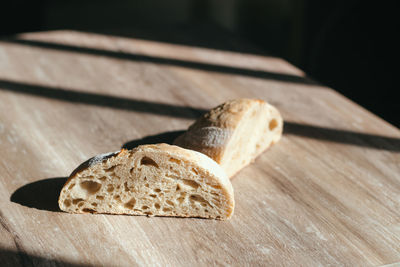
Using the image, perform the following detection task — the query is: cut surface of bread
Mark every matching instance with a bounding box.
[174,99,283,178]
[59,144,234,220]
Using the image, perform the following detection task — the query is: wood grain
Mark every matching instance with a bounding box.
[0,30,399,266]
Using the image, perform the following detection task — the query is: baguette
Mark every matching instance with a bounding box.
[174,99,283,178]
[59,144,234,220]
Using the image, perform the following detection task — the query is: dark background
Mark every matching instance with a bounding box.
[1,0,398,127]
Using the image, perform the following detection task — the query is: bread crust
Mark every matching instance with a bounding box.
[174,99,283,177]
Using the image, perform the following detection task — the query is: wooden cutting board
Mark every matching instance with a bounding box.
[0,30,399,266]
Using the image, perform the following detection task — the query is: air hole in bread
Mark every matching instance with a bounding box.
[189,195,210,207]
[107,184,114,192]
[169,157,181,164]
[209,184,222,190]
[104,165,118,173]
[99,177,106,182]
[78,202,84,208]
[144,212,153,216]
[154,203,160,209]
[96,195,104,200]
[124,182,129,192]
[142,205,149,210]
[154,188,161,193]
[166,200,174,206]
[190,194,207,204]
[140,156,159,168]
[82,208,95,213]
[182,179,200,189]
[191,168,199,175]
[165,173,177,179]
[176,184,181,191]
[80,180,101,194]
[163,207,172,212]
[269,119,278,131]
[64,199,71,207]
[149,194,157,198]
[72,198,84,205]
[113,195,121,201]
[145,183,149,188]
[177,193,186,204]
[91,202,98,207]
[124,198,136,209]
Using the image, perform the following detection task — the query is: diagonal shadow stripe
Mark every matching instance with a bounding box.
[1,79,399,151]
[284,122,400,152]
[0,79,206,119]
[0,38,318,85]
[0,246,90,267]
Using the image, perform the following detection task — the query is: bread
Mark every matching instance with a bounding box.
[58,144,234,220]
[174,99,283,178]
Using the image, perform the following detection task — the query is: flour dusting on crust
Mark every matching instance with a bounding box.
[69,151,120,177]
[177,127,232,148]
[88,151,120,167]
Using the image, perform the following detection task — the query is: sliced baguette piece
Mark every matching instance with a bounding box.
[174,99,283,178]
[58,144,234,220]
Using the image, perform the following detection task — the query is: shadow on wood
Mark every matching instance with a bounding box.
[284,122,400,152]
[87,26,266,56]
[123,123,400,152]
[0,247,90,267]
[0,79,206,119]
[122,130,185,149]
[1,79,399,152]
[0,38,318,85]
[10,177,67,212]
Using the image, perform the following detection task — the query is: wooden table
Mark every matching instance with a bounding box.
[1,30,399,266]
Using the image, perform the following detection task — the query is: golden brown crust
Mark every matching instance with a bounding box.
[174,99,259,164]
[189,99,258,130]
[174,99,283,178]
